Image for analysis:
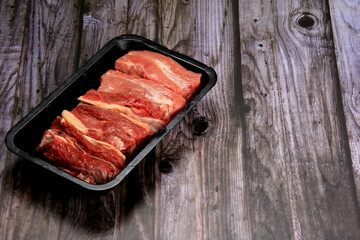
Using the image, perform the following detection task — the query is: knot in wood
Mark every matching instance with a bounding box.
[158,161,173,174]
[182,0,190,5]
[296,13,318,30]
[192,116,209,136]
[298,14,315,29]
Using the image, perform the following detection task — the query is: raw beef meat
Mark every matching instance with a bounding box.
[37,50,202,184]
[64,104,150,154]
[51,116,126,168]
[36,124,120,184]
[99,70,187,118]
[79,90,165,133]
[115,50,202,99]
[80,70,186,123]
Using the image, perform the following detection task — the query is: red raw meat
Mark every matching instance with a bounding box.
[36,127,120,184]
[115,50,202,99]
[65,104,150,154]
[79,90,165,133]
[37,50,201,184]
[63,169,96,184]
[79,70,187,132]
[51,116,126,168]
[97,70,186,120]
[99,70,187,118]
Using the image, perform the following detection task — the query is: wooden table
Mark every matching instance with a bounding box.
[1,0,359,239]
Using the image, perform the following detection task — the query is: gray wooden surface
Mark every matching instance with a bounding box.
[1,0,360,239]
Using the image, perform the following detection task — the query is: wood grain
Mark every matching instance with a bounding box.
[79,0,128,64]
[239,0,360,239]
[116,1,159,239]
[0,1,30,239]
[57,1,159,239]
[0,1,83,240]
[155,1,203,239]
[329,0,360,206]
[127,0,158,41]
[155,0,249,239]
[1,0,360,239]
[0,0,28,175]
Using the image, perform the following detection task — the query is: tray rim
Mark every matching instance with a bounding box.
[5,34,217,192]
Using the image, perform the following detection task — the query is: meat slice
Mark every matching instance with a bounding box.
[36,127,120,184]
[62,169,96,184]
[79,70,187,132]
[78,90,164,133]
[99,70,186,120]
[64,104,150,154]
[115,50,202,99]
[52,116,126,168]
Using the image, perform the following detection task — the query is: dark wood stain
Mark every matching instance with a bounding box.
[1,0,360,239]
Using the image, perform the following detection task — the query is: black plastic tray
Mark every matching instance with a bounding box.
[5,34,217,193]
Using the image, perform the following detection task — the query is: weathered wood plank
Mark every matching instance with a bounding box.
[73,1,159,240]
[126,0,158,41]
[79,0,128,65]
[239,0,360,239]
[79,0,159,65]
[156,0,248,239]
[114,1,159,239]
[329,0,360,207]
[0,1,30,240]
[1,0,359,239]
[155,1,202,239]
[0,1,83,239]
[0,0,28,176]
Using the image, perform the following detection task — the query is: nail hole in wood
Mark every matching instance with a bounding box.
[159,161,173,174]
[193,117,209,136]
[297,14,315,29]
